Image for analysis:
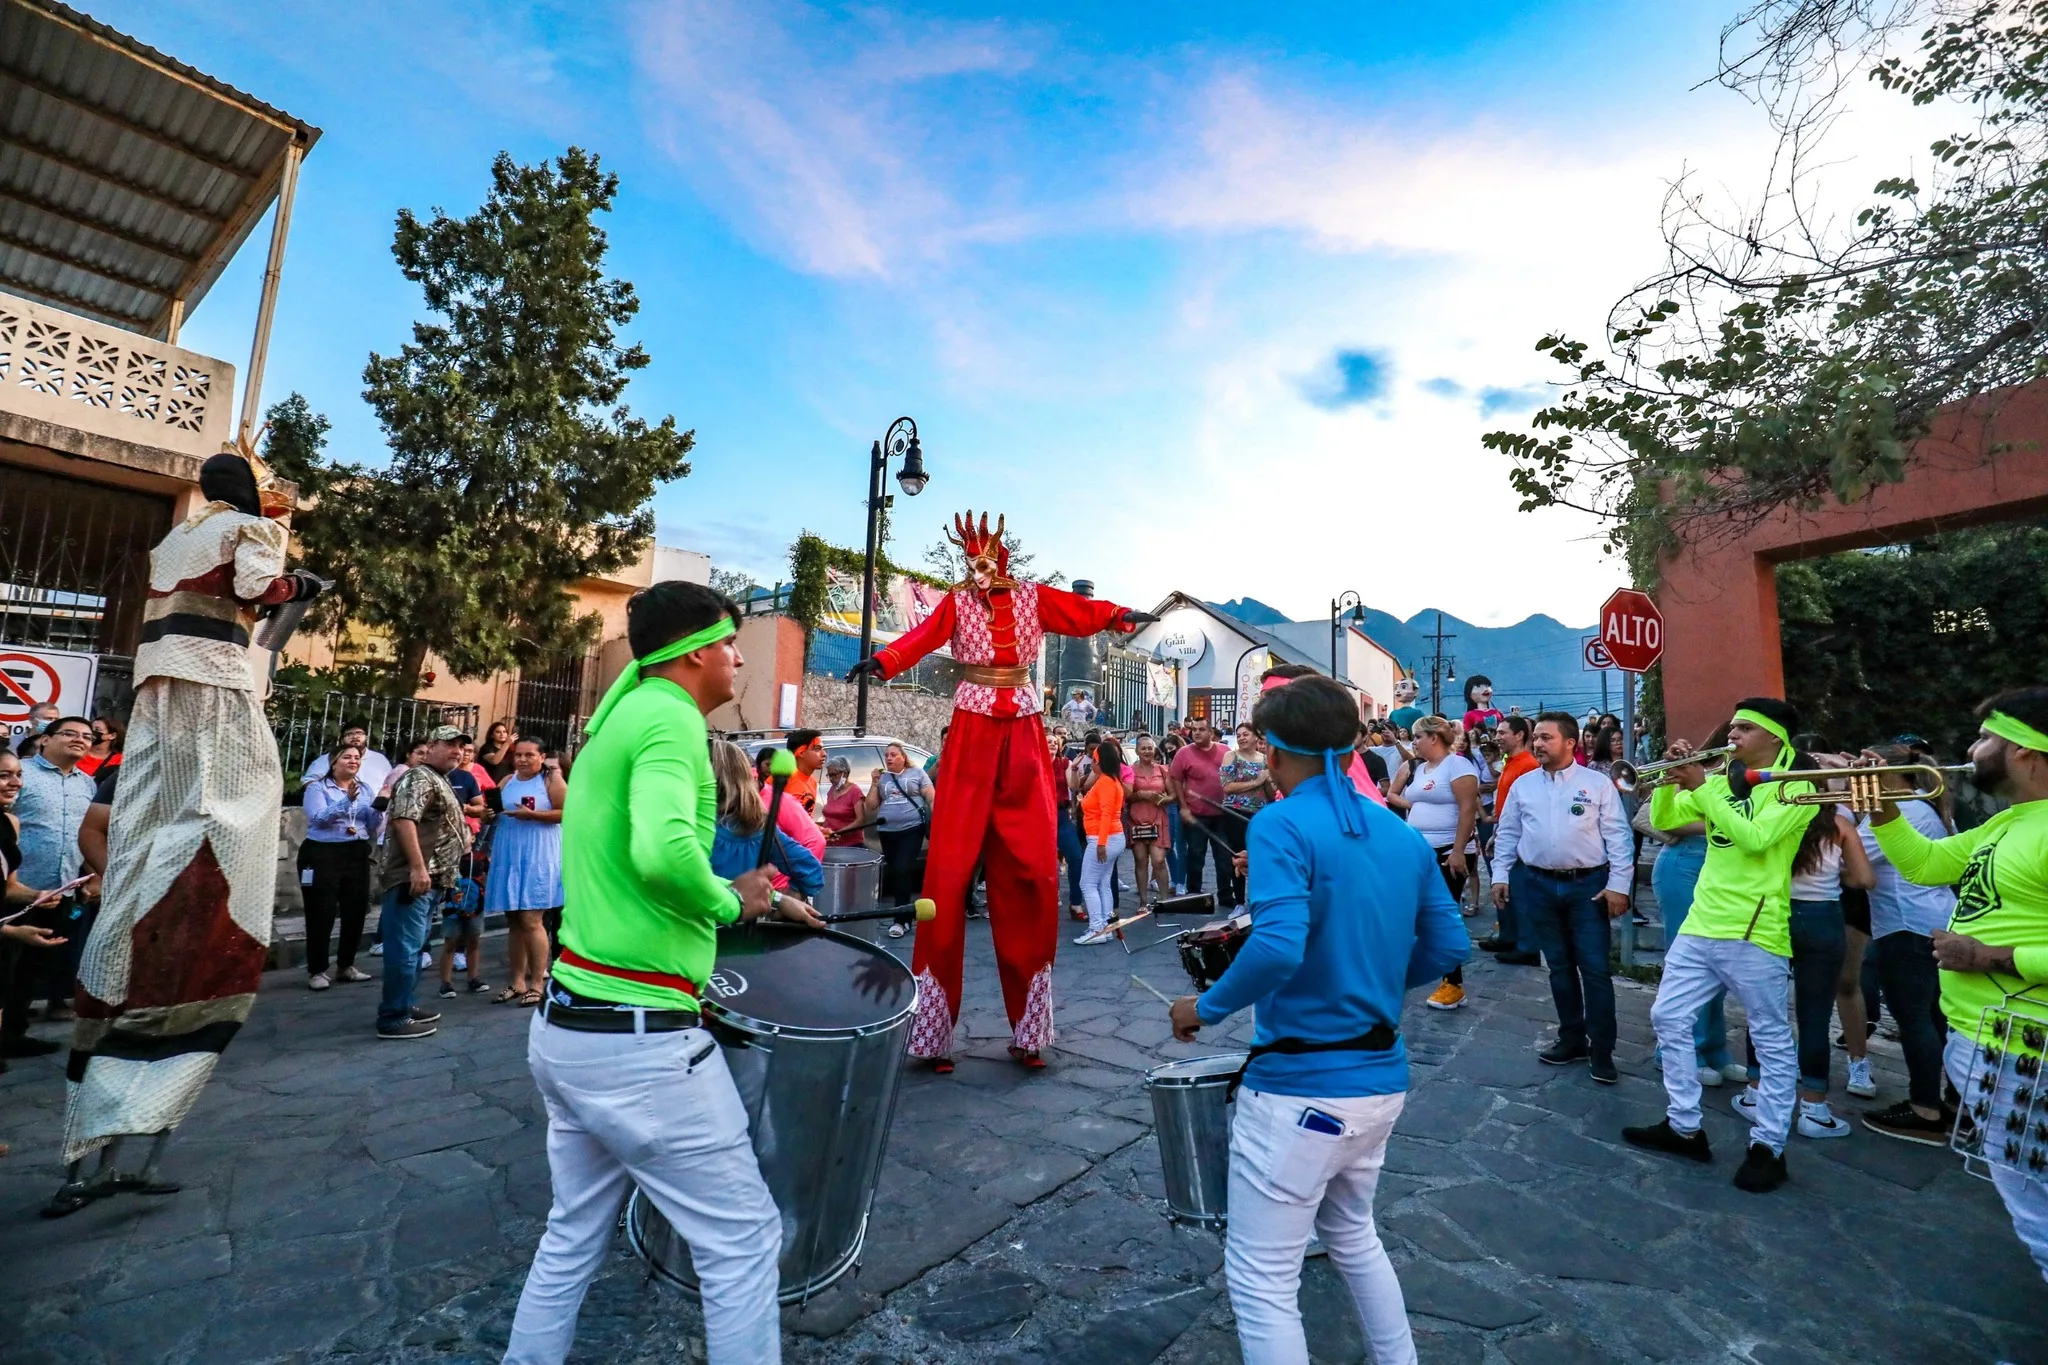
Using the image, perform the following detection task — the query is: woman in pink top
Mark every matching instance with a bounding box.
[821,755,867,847]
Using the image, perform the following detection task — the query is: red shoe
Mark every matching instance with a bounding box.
[931,1057,955,1075]
[1008,1047,1046,1070]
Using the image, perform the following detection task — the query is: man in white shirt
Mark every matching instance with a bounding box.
[1491,711,1634,1084]
[303,721,394,791]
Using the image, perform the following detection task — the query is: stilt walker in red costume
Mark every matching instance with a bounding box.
[849,512,1154,1071]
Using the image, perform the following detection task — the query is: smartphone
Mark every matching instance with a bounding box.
[520,795,536,810]
[1298,1107,1345,1137]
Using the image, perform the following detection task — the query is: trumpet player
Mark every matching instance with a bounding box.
[1867,687,2048,1282]
[1623,698,1818,1193]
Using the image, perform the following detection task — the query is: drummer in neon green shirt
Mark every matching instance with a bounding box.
[1868,687,2048,1284]
[505,581,821,1365]
[1623,697,1818,1195]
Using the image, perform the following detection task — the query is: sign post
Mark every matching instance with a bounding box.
[1598,589,1665,769]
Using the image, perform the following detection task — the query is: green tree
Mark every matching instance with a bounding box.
[1484,1,2048,579]
[290,148,692,692]
[922,530,1063,587]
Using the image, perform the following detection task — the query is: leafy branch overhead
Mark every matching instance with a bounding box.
[275,148,693,691]
[1483,0,2048,582]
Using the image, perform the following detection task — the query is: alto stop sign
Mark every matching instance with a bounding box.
[1598,589,1664,672]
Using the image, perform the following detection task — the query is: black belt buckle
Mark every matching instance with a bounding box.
[1532,864,1601,880]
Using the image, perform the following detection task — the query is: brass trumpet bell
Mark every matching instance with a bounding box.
[1727,762,1976,813]
[1609,745,1736,796]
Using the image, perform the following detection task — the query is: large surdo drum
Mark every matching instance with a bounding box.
[625,924,917,1303]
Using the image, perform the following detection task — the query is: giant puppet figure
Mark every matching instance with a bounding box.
[849,512,1154,1069]
[47,446,320,1216]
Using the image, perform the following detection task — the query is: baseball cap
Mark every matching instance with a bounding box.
[426,724,473,743]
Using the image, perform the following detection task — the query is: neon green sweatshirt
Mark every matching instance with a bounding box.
[1652,773,1818,958]
[1871,800,2048,1047]
[552,677,741,1009]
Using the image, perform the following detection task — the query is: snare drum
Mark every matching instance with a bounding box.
[1178,912,1251,990]
[626,924,917,1303]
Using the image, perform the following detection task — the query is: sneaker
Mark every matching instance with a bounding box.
[1172,885,1187,896]
[1538,1038,1590,1066]
[438,983,458,999]
[1426,981,1465,1011]
[377,1019,438,1041]
[335,966,373,983]
[1073,929,1114,946]
[1731,1087,1759,1120]
[1475,936,1512,952]
[1589,1054,1618,1085]
[409,1006,442,1024]
[1846,1057,1878,1098]
[1796,1102,1851,1140]
[1496,951,1542,966]
[1697,1066,1724,1089]
[1861,1101,1952,1147]
[417,951,433,970]
[887,923,906,939]
[468,979,489,994]
[370,941,384,957]
[1621,1118,1713,1163]
[1720,1063,1749,1084]
[454,952,467,972]
[308,972,331,991]
[1732,1142,1788,1192]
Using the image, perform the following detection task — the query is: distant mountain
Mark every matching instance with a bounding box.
[1208,598,1615,715]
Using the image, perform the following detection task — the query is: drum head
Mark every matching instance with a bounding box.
[705,923,914,1034]
[823,847,881,867]
[1146,1052,1249,1086]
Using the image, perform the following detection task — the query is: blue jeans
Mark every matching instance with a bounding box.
[377,885,438,1031]
[1056,807,1085,907]
[1164,805,1186,888]
[1652,837,1729,1068]
[1515,865,1616,1054]
[1745,898,1846,1094]
[1874,930,1947,1109]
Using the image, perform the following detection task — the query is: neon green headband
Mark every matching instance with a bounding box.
[583,616,737,737]
[1985,710,2048,754]
[1732,708,1794,765]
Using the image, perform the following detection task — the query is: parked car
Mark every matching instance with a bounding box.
[737,731,935,779]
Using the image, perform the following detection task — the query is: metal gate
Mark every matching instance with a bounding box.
[269,688,481,782]
[515,650,597,752]
[1186,687,1237,732]
[1097,645,1171,735]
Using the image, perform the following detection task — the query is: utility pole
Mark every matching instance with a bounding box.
[1426,611,1457,717]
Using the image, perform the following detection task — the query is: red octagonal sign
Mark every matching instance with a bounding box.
[1599,589,1664,673]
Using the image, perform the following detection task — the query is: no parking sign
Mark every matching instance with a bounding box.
[0,645,98,748]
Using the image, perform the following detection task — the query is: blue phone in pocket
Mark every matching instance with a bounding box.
[1298,1107,1344,1137]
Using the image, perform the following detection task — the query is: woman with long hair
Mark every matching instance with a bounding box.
[79,713,126,778]
[863,742,934,937]
[1216,723,1272,908]
[486,738,564,1008]
[1076,738,1127,945]
[1388,715,1480,1010]
[1124,735,1176,906]
[475,720,518,784]
[709,740,823,900]
[299,742,382,991]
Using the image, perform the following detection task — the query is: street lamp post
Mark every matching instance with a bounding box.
[856,416,928,736]
[1329,591,1364,678]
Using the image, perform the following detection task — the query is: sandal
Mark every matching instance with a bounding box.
[517,990,543,1007]
[1008,1046,1046,1070]
[494,988,520,1004]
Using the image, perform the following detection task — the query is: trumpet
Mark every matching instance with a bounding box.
[1728,762,1977,813]
[1609,745,1735,796]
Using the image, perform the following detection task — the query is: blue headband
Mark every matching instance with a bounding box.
[1263,734,1369,837]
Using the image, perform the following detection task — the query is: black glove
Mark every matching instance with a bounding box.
[1122,610,1160,627]
[846,656,886,682]
[286,570,326,603]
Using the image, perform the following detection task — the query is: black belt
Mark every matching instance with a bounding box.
[540,980,703,1035]
[1526,864,1604,880]
[1230,1024,1399,1100]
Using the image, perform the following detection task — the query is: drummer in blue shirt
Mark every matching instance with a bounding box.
[1170,675,1468,1365]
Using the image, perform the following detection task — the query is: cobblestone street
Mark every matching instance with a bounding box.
[3,886,2045,1365]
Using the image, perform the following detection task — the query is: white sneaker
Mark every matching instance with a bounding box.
[1731,1087,1759,1119]
[308,972,331,991]
[1172,884,1186,896]
[454,952,467,971]
[1846,1058,1878,1098]
[887,923,906,939]
[1720,1063,1749,1084]
[1073,929,1114,945]
[370,942,384,957]
[1696,1066,1724,1089]
[418,951,433,970]
[1798,1102,1852,1140]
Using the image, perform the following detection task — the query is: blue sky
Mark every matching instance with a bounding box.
[92,0,1915,626]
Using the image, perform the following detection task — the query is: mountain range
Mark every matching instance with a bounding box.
[1210,597,1620,716]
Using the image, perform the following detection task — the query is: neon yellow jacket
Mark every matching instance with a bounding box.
[1652,773,1818,958]
[1872,801,2048,1046]
[552,678,741,1009]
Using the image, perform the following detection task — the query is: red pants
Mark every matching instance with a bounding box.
[907,709,1059,1057]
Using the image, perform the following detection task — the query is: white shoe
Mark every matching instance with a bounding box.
[336,965,373,983]
[1798,1102,1852,1140]
[1696,1066,1724,1089]
[1074,929,1114,945]
[454,952,467,971]
[1731,1087,1758,1119]
[1846,1058,1878,1098]
[308,972,331,991]
[370,942,384,957]
[418,951,433,969]
[1172,885,1186,896]
[887,923,906,939]
[1720,1063,1749,1084]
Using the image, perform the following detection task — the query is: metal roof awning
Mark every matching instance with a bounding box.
[0,0,320,338]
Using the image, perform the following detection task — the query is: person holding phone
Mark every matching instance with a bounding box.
[488,740,566,1007]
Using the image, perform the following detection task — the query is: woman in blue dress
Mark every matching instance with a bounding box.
[487,738,563,1007]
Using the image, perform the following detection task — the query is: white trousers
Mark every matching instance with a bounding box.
[1651,934,1795,1153]
[1225,1088,1414,1365]
[1080,833,1126,933]
[504,1014,782,1365]
[1945,1031,2048,1284]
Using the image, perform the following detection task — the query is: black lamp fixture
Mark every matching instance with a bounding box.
[857,416,928,735]
[1329,590,1365,678]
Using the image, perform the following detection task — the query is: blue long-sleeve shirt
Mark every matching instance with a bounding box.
[302,777,384,844]
[710,821,825,901]
[1195,774,1469,1098]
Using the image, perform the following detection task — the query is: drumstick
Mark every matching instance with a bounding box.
[1101,908,1153,935]
[757,750,797,869]
[822,898,937,926]
[1130,974,1176,1005]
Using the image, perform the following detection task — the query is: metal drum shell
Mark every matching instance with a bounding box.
[625,925,916,1304]
[816,846,882,920]
[1145,1052,1245,1228]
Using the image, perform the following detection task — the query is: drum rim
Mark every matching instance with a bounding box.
[703,922,918,1040]
[1145,1051,1250,1085]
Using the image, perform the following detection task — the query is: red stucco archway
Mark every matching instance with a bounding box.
[1658,381,2048,746]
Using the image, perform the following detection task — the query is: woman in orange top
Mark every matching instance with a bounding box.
[1076,738,1127,945]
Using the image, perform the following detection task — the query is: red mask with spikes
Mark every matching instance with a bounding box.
[946,511,1015,593]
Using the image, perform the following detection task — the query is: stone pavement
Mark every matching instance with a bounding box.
[3,887,2046,1365]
